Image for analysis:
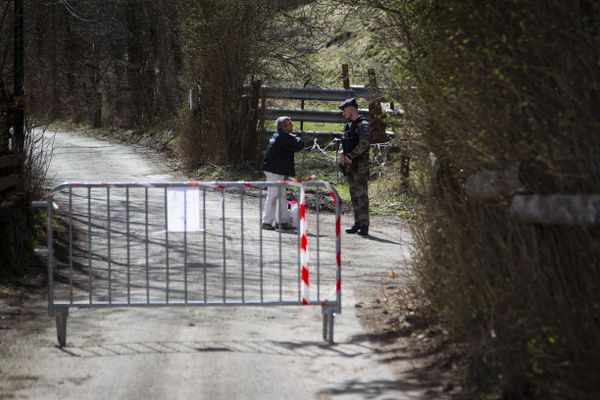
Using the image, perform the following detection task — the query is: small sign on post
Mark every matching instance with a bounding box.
[167,187,202,232]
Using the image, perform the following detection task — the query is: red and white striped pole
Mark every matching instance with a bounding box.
[320,187,342,312]
[299,184,310,304]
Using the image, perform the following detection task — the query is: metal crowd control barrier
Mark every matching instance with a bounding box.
[32,180,341,347]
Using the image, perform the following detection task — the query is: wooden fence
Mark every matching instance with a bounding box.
[188,66,404,139]
[430,155,600,225]
[249,67,410,184]
[248,67,402,142]
[188,66,410,182]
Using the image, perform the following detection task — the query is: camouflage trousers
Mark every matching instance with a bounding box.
[345,160,369,227]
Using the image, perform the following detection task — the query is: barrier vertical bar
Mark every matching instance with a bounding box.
[164,187,169,303]
[297,204,301,303]
[68,187,73,304]
[278,185,282,302]
[203,187,207,304]
[145,187,149,304]
[47,197,54,316]
[297,186,301,303]
[316,189,321,301]
[333,186,342,314]
[259,186,263,303]
[221,190,226,302]
[88,187,92,304]
[126,187,130,304]
[184,187,188,303]
[240,189,245,303]
[107,187,112,304]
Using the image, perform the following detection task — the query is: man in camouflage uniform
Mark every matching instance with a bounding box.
[339,98,370,236]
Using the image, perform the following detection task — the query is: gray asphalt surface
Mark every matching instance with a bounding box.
[0,130,421,400]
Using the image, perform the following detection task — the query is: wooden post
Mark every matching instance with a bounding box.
[400,153,410,189]
[13,0,25,154]
[259,92,266,134]
[299,78,311,133]
[367,68,377,88]
[367,68,387,144]
[249,80,261,166]
[0,79,11,155]
[298,78,310,180]
[93,92,102,128]
[341,64,350,89]
[256,84,267,168]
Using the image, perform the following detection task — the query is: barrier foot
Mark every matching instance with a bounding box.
[55,308,68,348]
[322,311,328,341]
[322,306,335,345]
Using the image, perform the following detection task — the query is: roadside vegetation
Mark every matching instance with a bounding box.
[0,123,53,281]
[354,1,600,398]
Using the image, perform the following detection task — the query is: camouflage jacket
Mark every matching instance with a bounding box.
[341,116,370,161]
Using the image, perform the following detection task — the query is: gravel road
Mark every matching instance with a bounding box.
[0,130,423,400]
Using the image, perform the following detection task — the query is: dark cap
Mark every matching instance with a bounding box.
[339,97,358,110]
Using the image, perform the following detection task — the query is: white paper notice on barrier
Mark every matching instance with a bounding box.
[167,187,201,232]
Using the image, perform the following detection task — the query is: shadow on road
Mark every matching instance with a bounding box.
[317,378,429,399]
[57,337,442,398]
[58,339,379,359]
[361,234,400,245]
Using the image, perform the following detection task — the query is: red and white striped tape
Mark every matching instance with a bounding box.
[299,184,310,304]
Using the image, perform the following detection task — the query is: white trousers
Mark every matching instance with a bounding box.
[262,171,287,225]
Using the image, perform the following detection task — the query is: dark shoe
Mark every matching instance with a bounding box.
[357,227,369,236]
[262,223,275,230]
[345,224,360,234]
[277,223,294,231]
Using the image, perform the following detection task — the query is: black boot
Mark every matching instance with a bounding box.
[345,224,360,234]
[357,226,369,236]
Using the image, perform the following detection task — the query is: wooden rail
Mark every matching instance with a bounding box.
[259,85,377,101]
[0,154,20,169]
[261,107,402,125]
[432,156,600,225]
[251,67,401,139]
[0,154,22,193]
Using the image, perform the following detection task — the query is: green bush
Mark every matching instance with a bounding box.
[367,1,600,398]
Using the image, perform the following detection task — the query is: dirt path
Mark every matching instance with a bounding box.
[0,129,440,399]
